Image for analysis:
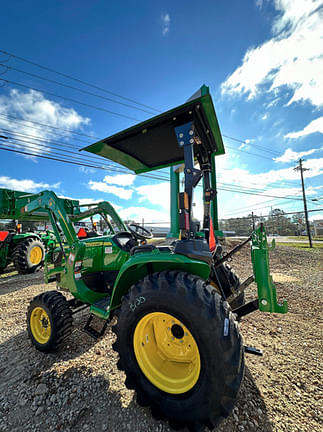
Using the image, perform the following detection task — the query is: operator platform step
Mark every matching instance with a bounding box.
[83,313,109,339]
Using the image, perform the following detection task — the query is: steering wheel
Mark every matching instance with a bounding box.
[127,223,153,241]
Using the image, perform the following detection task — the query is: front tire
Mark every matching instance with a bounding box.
[13,237,45,274]
[27,291,72,352]
[112,271,244,431]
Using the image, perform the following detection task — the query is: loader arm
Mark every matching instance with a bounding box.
[69,201,128,233]
[20,190,78,247]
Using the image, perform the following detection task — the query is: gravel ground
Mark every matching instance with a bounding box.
[0,244,322,432]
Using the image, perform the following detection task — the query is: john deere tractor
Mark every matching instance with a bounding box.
[0,227,45,274]
[20,86,287,431]
[0,189,73,274]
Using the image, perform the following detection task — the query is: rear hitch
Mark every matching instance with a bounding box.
[233,299,259,318]
[226,275,254,304]
[251,224,288,314]
[213,236,252,268]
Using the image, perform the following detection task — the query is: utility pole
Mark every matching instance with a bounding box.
[294,159,312,248]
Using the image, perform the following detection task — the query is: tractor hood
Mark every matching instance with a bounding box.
[81,85,225,174]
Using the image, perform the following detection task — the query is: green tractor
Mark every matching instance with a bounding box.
[0,225,50,274]
[0,189,70,274]
[21,86,287,431]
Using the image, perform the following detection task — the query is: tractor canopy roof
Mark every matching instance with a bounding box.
[82,85,225,174]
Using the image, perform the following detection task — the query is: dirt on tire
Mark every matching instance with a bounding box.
[0,244,322,432]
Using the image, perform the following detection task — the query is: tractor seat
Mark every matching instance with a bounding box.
[130,244,157,256]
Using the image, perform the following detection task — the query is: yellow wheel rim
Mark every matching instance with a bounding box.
[29,246,43,265]
[30,307,51,344]
[133,312,201,394]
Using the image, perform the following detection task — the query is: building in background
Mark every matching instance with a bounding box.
[313,220,323,236]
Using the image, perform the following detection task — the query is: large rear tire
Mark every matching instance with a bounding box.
[27,291,73,352]
[13,237,45,274]
[112,271,244,431]
[213,263,245,310]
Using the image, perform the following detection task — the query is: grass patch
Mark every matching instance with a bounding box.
[276,242,323,249]
[287,236,323,241]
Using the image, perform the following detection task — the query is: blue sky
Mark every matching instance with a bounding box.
[0,0,322,225]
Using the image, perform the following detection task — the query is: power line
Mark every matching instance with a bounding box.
[0,49,297,163]
[223,192,322,218]
[0,138,265,192]
[224,144,274,161]
[1,51,320,202]
[0,89,281,162]
[0,128,88,150]
[0,140,170,183]
[1,79,141,122]
[0,128,307,202]
[0,114,304,192]
[223,198,295,217]
[0,72,282,161]
[0,130,171,179]
[0,49,160,113]
[134,207,323,225]
[0,125,294,197]
[0,64,157,115]
[222,189,321,216]
[217,186,302,200]
[222,134,281,156]
[217,173,300,190]
[0,143,308,202]
[220,207,323,221]
[216,180,302,199]
[1,126,313,204]
[1,137,121,167]
[1,127,290,197]
[0,113,97,142]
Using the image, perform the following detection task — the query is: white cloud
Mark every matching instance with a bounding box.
[238,143,249,150]
[220,183,323,219]
[88,180,133,200]
[310,213,323,221]
[86,174,135,200]
[261,113,268,120]
[266,97,280,108]
[161,13,170,36]
[118,206,169,223]
[218,156,323,189]
[79,166,95,175]
[0,176,60,192]
[221,0,323,107]
[103,173,135,186]
[284,117,323,139]
[58,195,122,212]
[136,182,170,208]
[274,147,319,163]
[255,0,264,9]
[0,89,90,156]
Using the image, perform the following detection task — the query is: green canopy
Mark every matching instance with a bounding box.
[82,85,225,174]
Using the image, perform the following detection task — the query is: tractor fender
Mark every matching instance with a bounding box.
[14,233,42,242]
[110,250,211,310]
